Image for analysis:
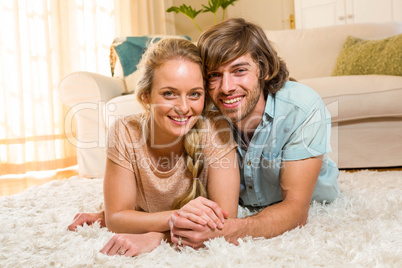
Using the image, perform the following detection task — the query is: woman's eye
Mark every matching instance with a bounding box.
[190,92,201,98]
[163,91,174,97]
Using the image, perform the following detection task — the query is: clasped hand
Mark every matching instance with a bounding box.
[169,196,228,249]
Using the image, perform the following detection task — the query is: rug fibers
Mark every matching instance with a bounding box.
[0,170,401,267]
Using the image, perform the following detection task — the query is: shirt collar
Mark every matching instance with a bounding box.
[261,93,275,126]
[230,122,247,151]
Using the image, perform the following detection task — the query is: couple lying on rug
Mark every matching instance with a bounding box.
[68,18,340,257]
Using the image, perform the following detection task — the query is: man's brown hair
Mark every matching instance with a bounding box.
[197,18,289,98]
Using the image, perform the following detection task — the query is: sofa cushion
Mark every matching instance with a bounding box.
[332,34,402,76]
[299,75,402,123]
[265,22,402,80]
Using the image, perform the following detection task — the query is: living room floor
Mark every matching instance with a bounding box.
[0,167,79,196]
[0,166,401,196]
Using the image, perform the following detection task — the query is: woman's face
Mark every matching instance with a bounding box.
[144,58,205,146]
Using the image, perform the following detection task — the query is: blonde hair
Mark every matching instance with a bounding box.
[135,38,207,209]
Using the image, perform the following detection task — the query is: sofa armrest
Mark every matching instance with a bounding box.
[59,71,126,107]
[59,72,127,178]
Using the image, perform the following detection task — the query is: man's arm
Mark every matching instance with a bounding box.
[233,156,322,238]
[170,156,322,247]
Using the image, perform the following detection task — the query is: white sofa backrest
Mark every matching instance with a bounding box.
[265,22,402,80]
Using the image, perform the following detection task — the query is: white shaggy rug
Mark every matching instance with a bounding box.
[1,170,401,267]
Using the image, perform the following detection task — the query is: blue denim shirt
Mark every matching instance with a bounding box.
[235,81,340,207]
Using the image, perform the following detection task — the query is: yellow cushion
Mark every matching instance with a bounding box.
[332,34,402,76]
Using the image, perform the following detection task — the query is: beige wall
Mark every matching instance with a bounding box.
[167,0,294,41]
[167,0,222,40]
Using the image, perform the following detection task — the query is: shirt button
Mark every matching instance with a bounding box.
[247,161,251,166]
[248,186,253,190]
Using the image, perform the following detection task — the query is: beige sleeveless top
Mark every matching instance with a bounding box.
[106,112,237,212]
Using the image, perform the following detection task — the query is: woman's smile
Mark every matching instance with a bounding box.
[168,115,192,125]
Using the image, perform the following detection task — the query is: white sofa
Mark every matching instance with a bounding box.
[59,22,402,178]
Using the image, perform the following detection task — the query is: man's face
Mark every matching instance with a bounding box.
[206,53,264,124]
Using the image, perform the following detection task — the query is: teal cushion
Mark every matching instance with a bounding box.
[114,35,191,77]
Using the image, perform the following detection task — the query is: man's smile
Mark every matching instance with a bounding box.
[221,95,245,107]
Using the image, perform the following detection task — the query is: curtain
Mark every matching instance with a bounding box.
[0,0,108,176]
[0,0,172,176]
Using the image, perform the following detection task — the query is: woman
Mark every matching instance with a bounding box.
[68,38,240,257]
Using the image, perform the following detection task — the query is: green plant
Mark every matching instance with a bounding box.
[167,0,238,32]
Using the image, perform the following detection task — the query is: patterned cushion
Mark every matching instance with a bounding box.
[332,34,402,76]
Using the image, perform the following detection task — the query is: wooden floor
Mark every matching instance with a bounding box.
[0,167,79,196]
[342,167,402,173]
[0,166,401,197]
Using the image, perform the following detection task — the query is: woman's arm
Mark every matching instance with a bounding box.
[168,148,240,247]
[174,148,239,223]
[67,152,232,233]
[103,158,174,234]
[206,148,240,218]
[178,148,240,221]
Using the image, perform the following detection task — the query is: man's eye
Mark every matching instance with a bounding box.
[207,73,220,80]
[235,68,246,74]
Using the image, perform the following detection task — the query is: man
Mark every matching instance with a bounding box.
[168,18,339,248]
